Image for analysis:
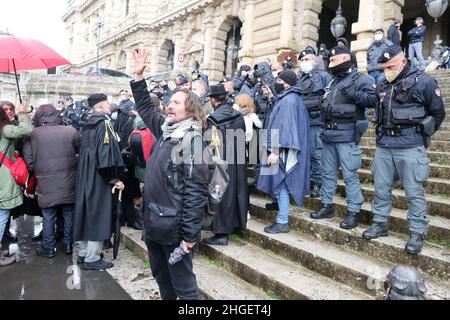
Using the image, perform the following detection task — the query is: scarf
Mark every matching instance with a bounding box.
[161,117,199,140]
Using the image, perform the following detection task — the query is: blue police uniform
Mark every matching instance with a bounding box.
[363,45,446,255]
[297,67,331,191]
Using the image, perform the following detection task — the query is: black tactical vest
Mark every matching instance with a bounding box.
[299,73,322,113]
[377,70,426,127]
[321,72,365,124]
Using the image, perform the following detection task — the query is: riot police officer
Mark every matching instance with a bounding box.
[311,46,378,229]
[362,45,446,255]
[297,46,332,198]
[61,96,82,131]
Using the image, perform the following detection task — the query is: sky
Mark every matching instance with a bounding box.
[0,0,69,57]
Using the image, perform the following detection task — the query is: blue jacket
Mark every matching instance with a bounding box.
[257,86,310,207]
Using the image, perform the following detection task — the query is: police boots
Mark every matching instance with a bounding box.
[310,182,321,199]
[405,233,425,255]
[310,204,334,219]
[362,223,389,240]
[340,211,359,230]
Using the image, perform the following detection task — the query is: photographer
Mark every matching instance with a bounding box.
[232,65,251,93]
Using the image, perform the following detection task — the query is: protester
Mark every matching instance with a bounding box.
[131,48,209,300]
[0,103,32,266]
[73,93,125,271]
[257,70,310,234]
[191,79,214,115]
[23,105,80,258]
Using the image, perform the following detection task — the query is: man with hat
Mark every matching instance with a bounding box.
[73,93,126,270]
[362,44,445,255]
[407,17,427,70]
[118,89,135,112]
[297,46,331,198]
[202,84,248,245]
[257,70,310,233]
[175,74,191,90]
[367,28,392,84]
[311,46,378,230]
[220,76,238,104]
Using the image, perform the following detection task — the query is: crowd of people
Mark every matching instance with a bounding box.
[0,19,446,300]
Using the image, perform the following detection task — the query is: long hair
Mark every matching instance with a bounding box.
[172,87,206,128]
[0,107,12,136]
[235,93,256,114]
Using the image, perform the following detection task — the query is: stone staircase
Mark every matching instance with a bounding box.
[121,70,450,300]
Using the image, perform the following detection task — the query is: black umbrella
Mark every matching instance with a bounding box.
[112,187,123,260]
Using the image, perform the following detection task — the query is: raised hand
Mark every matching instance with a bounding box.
[133,48,149,81]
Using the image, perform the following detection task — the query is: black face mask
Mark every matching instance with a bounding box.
[329,60,352,77]
[162,85,169,90]
[274,82,285,94]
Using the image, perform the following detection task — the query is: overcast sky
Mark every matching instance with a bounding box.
[0,1,68,57]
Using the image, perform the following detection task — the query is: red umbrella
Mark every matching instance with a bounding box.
[0,35,71,103]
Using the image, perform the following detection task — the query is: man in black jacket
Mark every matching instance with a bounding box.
[131,48,209,300]
[408,17,427,70]
[387,18,402,47]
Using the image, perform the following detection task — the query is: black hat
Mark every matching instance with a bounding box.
[175,75,189,85]
[119,89,129,94]
[87,93,108,108]
[329,46,351,57]
[239,65,251,72]
[278,70,297,87]
[377,44,403,64]
[375,28,384,33]
[415,17,424,22]
[220,76,233,83]
[299,46,317,59]
[208,84,228,97]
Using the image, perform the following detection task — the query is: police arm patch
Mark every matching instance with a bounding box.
[435,87,441,97]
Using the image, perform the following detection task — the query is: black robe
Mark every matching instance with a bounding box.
[207,103,248,234]
[73,112,125,241]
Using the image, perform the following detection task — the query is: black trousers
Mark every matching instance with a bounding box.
[145,238,199,300]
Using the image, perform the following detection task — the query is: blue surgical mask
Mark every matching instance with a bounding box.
[111,111,118,121]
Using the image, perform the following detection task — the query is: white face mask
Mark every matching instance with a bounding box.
[300,62,314,74]
[374,34,383,41]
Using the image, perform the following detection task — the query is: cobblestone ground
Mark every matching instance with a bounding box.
[104,245,160,300]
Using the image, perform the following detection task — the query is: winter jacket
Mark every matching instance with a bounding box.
[0,112,32,209]
[131,79,209,246]
[23,105,80,208]
[387,24,401,46]
[408,25,427,43]
[367,38,393,72]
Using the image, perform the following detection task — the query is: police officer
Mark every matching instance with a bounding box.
[61,96,81,131]
[362,45,446,255]
[311,46,378,229]
[297,46,332,198]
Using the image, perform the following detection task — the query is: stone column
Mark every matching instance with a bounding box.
[172,26,184,73]
[150,33,160,75]
[201,9,215,74]
[300,0,323,50]
[239,0,256,66]
[125,50,133,75]
[351,0,385,70]
[384,0,404,40]
[277,0,297,52]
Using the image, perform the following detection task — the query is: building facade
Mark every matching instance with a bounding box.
[62,0,449,83]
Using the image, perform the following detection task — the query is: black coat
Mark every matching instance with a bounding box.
[73,112,125,241]
[207,103,248,234]
[23,105,80,209]
[387,24,401,47]
[131,79,209,245]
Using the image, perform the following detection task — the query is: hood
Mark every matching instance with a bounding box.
[275,85,303,101]
[83,111,109,128]
[34,105,63,127]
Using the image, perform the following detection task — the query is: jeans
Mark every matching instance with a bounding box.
[145,237,199,300]
[369,71,385,84]
[371,146,430,235]
[78,241,103,263]
[276,183,290,224]
[310,126,323,184]
[408,42,425,70]
[0,209,11,247]
[41,204,74,251]
[320,142,364,213]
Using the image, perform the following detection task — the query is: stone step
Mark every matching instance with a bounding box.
[360,137,450,152]
[361,157,450,180]
[249,195,450,278]
[120,227,269,300]
[361,146,450,166]
[303,188,450,242]
[358,168,450,205]
[240,218,450,299]
[199,235,372,300]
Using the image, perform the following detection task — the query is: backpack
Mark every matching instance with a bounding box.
[0,142,29,186]
[129,128,155,167]
[180,127,229,216]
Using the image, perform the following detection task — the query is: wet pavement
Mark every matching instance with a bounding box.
[0,216,132,300]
